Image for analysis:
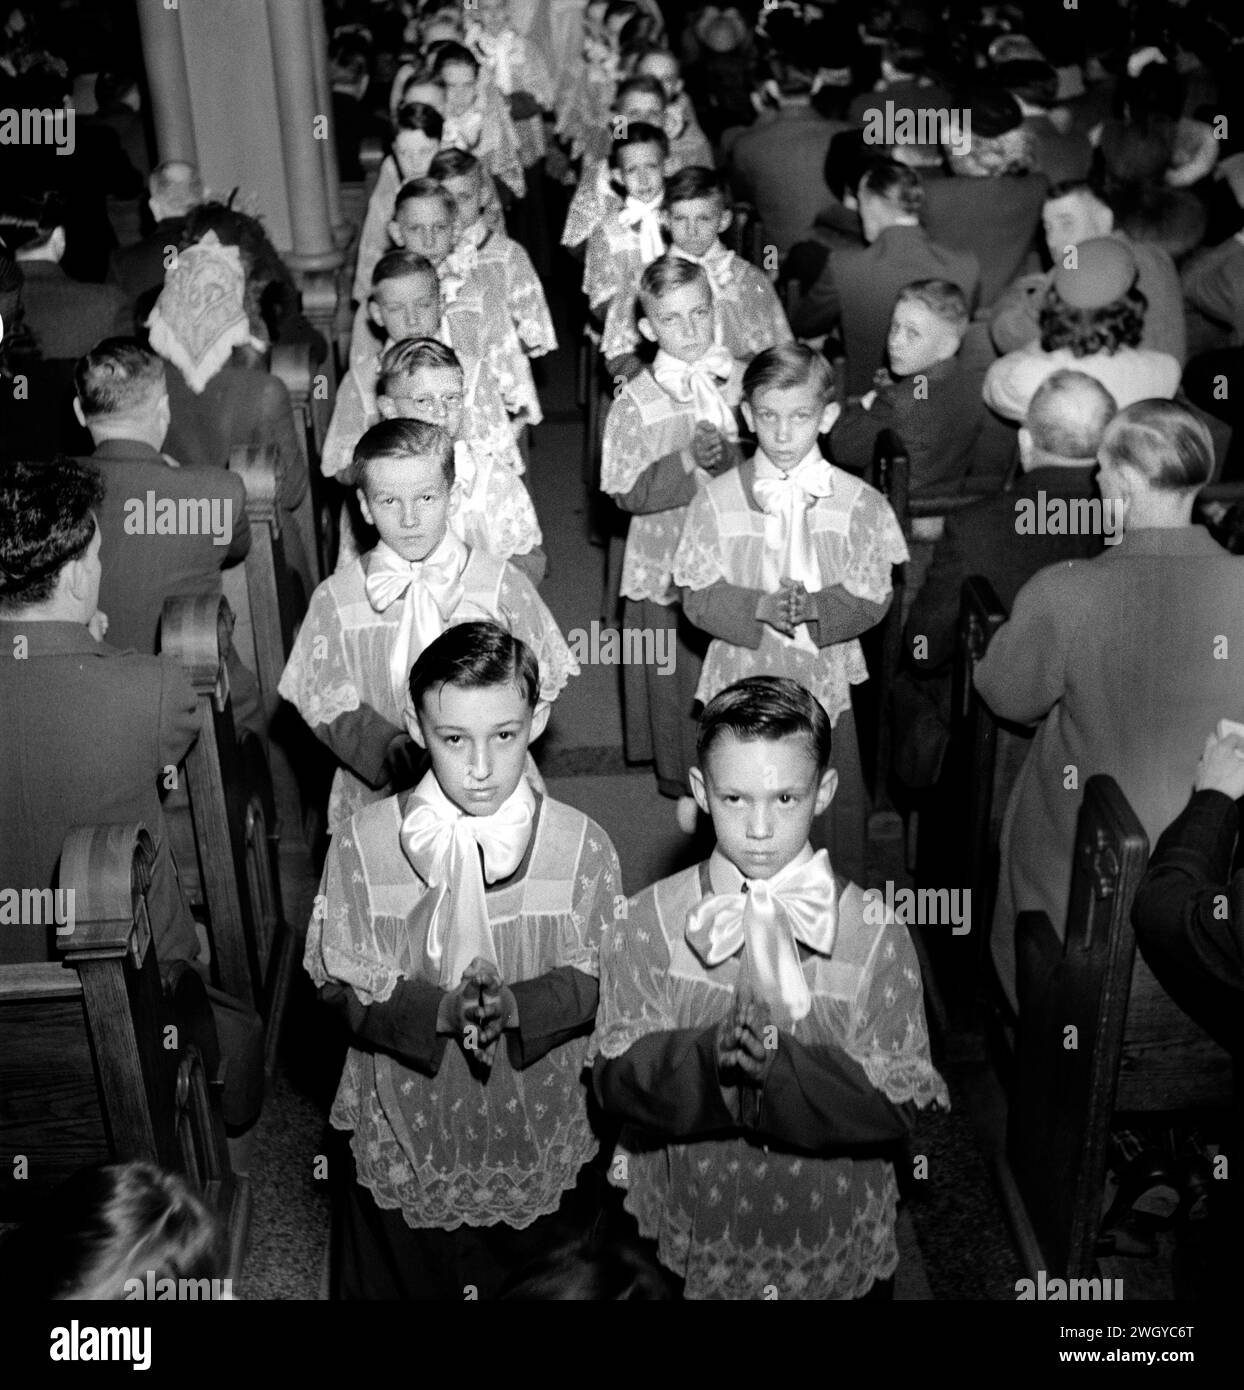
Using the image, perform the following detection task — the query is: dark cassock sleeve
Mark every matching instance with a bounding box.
[317,976,451,1077]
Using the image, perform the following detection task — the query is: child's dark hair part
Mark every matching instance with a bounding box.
[409,620,541,715]
[351,418,455,490]
[742,342,835,406]
[696,676,832,775]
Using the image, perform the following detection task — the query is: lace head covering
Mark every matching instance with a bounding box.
[146,231,266,394]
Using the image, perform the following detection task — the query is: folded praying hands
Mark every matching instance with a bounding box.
[715,982,778,1087]
[438,956,518,1054]
[756,579,814,637]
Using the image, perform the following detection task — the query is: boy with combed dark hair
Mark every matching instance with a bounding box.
[333,250,519,482]
[427,147,557,428]
[602,253,745,817]
[591,675,947,1299]
[603,165,793,378]
[279,421,575,833]
[829,277,998,498]
[673,343,907,881]
[306,621,622,1299]
[333,337,544,584]
[583,121,670,312]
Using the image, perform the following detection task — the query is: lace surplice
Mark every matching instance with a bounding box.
[602,367,744,606]
[278,550,577,831]
[591,863,949,1299]
[672,463,908,724]
[307,794,623,1229]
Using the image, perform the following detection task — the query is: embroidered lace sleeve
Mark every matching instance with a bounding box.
[322,374,367,480]
[566,826,624,979]
[277,580,362,728]
[601,275,641,362]
[496,568,580,701]
[672,487,726,591]
[480,93,527,198]
[353,158,399,303]
[561,175,605,249]
[846,918,950,1110]
[584,228,620,310]
[466,364,526,473]
[840,488,909,604]
[600,391,649,496]
[506,244,557,355]
[480,463,543,556]
[304,824,403,1006]
[589,887,676,1062]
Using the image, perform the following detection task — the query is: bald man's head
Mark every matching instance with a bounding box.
[1020,369,1118,470]
[148,161,204,222]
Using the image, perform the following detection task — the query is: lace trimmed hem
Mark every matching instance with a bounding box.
[336,1118,599,1232]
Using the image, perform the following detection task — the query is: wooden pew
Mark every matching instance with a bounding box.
[222,444,300,723]
[1000,775,1235,1280]
[271,340,332,584]
[0,823,247,1272]
[161,594,296,1083]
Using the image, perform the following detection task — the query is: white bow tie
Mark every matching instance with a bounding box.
[401,772,536,1060]
[652,347,737,440]
[671,244,737,295]
[618,196,666,265]
[438,244,478,306]
[753,453,834,651]
[364,535,468,710]
[469,25,522,93]
[685,850,838,1026]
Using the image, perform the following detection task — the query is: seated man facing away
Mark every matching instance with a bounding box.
[0,458,263,1134]
[107,161,205,334]
[893,369,1117,788]
[72,338,263,735]
[829,279,996,498]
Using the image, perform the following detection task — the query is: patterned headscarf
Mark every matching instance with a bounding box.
[146,231,266,394]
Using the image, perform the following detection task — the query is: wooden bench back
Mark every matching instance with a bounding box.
[0,825,234,1229]
[161,595,293,1080]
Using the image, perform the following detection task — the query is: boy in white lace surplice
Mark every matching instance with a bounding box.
[601,255,745,803]
[329,250,521,481]
[603,165,793,379]
[278,421,575,834]
[672,344,908,882]
[333,338,545,587]
[428,148,557,428]
[306,622,622,1298]
[583,123,670,312]
[591,677,948,1299]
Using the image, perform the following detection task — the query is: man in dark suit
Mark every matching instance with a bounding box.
[829,280,999,497]
[920,89,1048,310]
[0,457,261,1129]
[107,161,203,334]
[892,370,1117,787]
[995,60,1092,187]
[73,338,262,735]
[790,158,980,396]
[11,200,129,360]
[847,27,952,128]
[724,12,851,257]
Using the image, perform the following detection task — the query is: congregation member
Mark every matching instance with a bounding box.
[975,401,1244,1010]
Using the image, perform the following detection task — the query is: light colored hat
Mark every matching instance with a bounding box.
[1053,237,1138,309]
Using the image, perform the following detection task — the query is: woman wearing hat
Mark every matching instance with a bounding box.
[983,236,1181,422]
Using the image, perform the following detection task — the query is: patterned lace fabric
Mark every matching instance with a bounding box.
[602,367,745,606]
[561,159,618,249]
[584,222,646,312]
[455,441,543,559]
[306,795,623,1229]
[672,462,909,723]
[279,552,577,832]
[591,863,949,1298]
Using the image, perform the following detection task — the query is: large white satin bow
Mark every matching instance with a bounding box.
[364,534,468,710]
[468,24,522,95]
[438,242,479,307]
[652,346,738,440]
[753,451,834,652]
[671,243,737,296]
[618,196,666,265]
[685,850,838,1026]
[401,771,536,991]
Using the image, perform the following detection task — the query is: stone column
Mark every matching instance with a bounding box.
[307,0,351,250]
[135,0,198,164]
